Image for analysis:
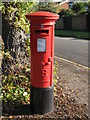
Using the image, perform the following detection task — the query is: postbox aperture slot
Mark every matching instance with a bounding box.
[35,30,49,34]
[37,38,46,52]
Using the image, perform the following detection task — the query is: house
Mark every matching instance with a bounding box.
[58,0,88,12]
[57,0,69,13]
[59,0,69,11]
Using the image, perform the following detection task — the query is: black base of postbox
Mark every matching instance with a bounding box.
[30,85,54,115]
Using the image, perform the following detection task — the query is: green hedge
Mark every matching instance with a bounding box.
[55,30,89,39]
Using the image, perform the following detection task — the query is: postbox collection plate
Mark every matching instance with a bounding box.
[37,38,46,52]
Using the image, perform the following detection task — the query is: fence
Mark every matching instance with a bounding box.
[55,13,89,31]
[55,17,64,29]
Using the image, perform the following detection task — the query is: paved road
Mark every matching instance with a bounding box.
[54,37,88,67]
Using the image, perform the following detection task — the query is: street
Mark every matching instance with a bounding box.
[54,37,88,67]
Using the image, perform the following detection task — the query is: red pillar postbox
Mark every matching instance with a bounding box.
[26,11,59,114]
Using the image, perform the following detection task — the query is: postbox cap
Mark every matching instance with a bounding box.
[26,11,59,24]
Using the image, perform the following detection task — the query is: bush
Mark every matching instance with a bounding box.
[58,9,74,17]
[86,0,90,12]
[72,2,86,15]
[2,38,31,109]
[58,2,88,17]
[37,2,60,13]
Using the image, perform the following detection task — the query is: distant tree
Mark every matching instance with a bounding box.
[86,0,90,12]
[34,2,60,14]
[58,9,74,17]
[72,2,86,15]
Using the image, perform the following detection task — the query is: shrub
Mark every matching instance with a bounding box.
[72,2,86,15]
[2,38,31,109]
[58,9,74,17]
[86,0,90,12]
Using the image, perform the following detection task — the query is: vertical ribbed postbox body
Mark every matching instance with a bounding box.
[26,11,59,114]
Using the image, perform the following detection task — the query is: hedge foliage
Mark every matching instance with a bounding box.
[59,1,90,17]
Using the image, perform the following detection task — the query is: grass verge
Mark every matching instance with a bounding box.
[55,30,90,40]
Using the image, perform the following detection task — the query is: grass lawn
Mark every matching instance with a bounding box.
[55,30,90,40]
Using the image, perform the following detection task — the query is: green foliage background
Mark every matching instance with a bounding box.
[59,1,90,17]
[72,2,86,15]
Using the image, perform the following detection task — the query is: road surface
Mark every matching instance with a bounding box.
[54,37,88,67]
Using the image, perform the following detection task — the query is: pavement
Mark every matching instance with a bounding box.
[54,37,88,67]
[54,56,88,116]
[54,37,88,115]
